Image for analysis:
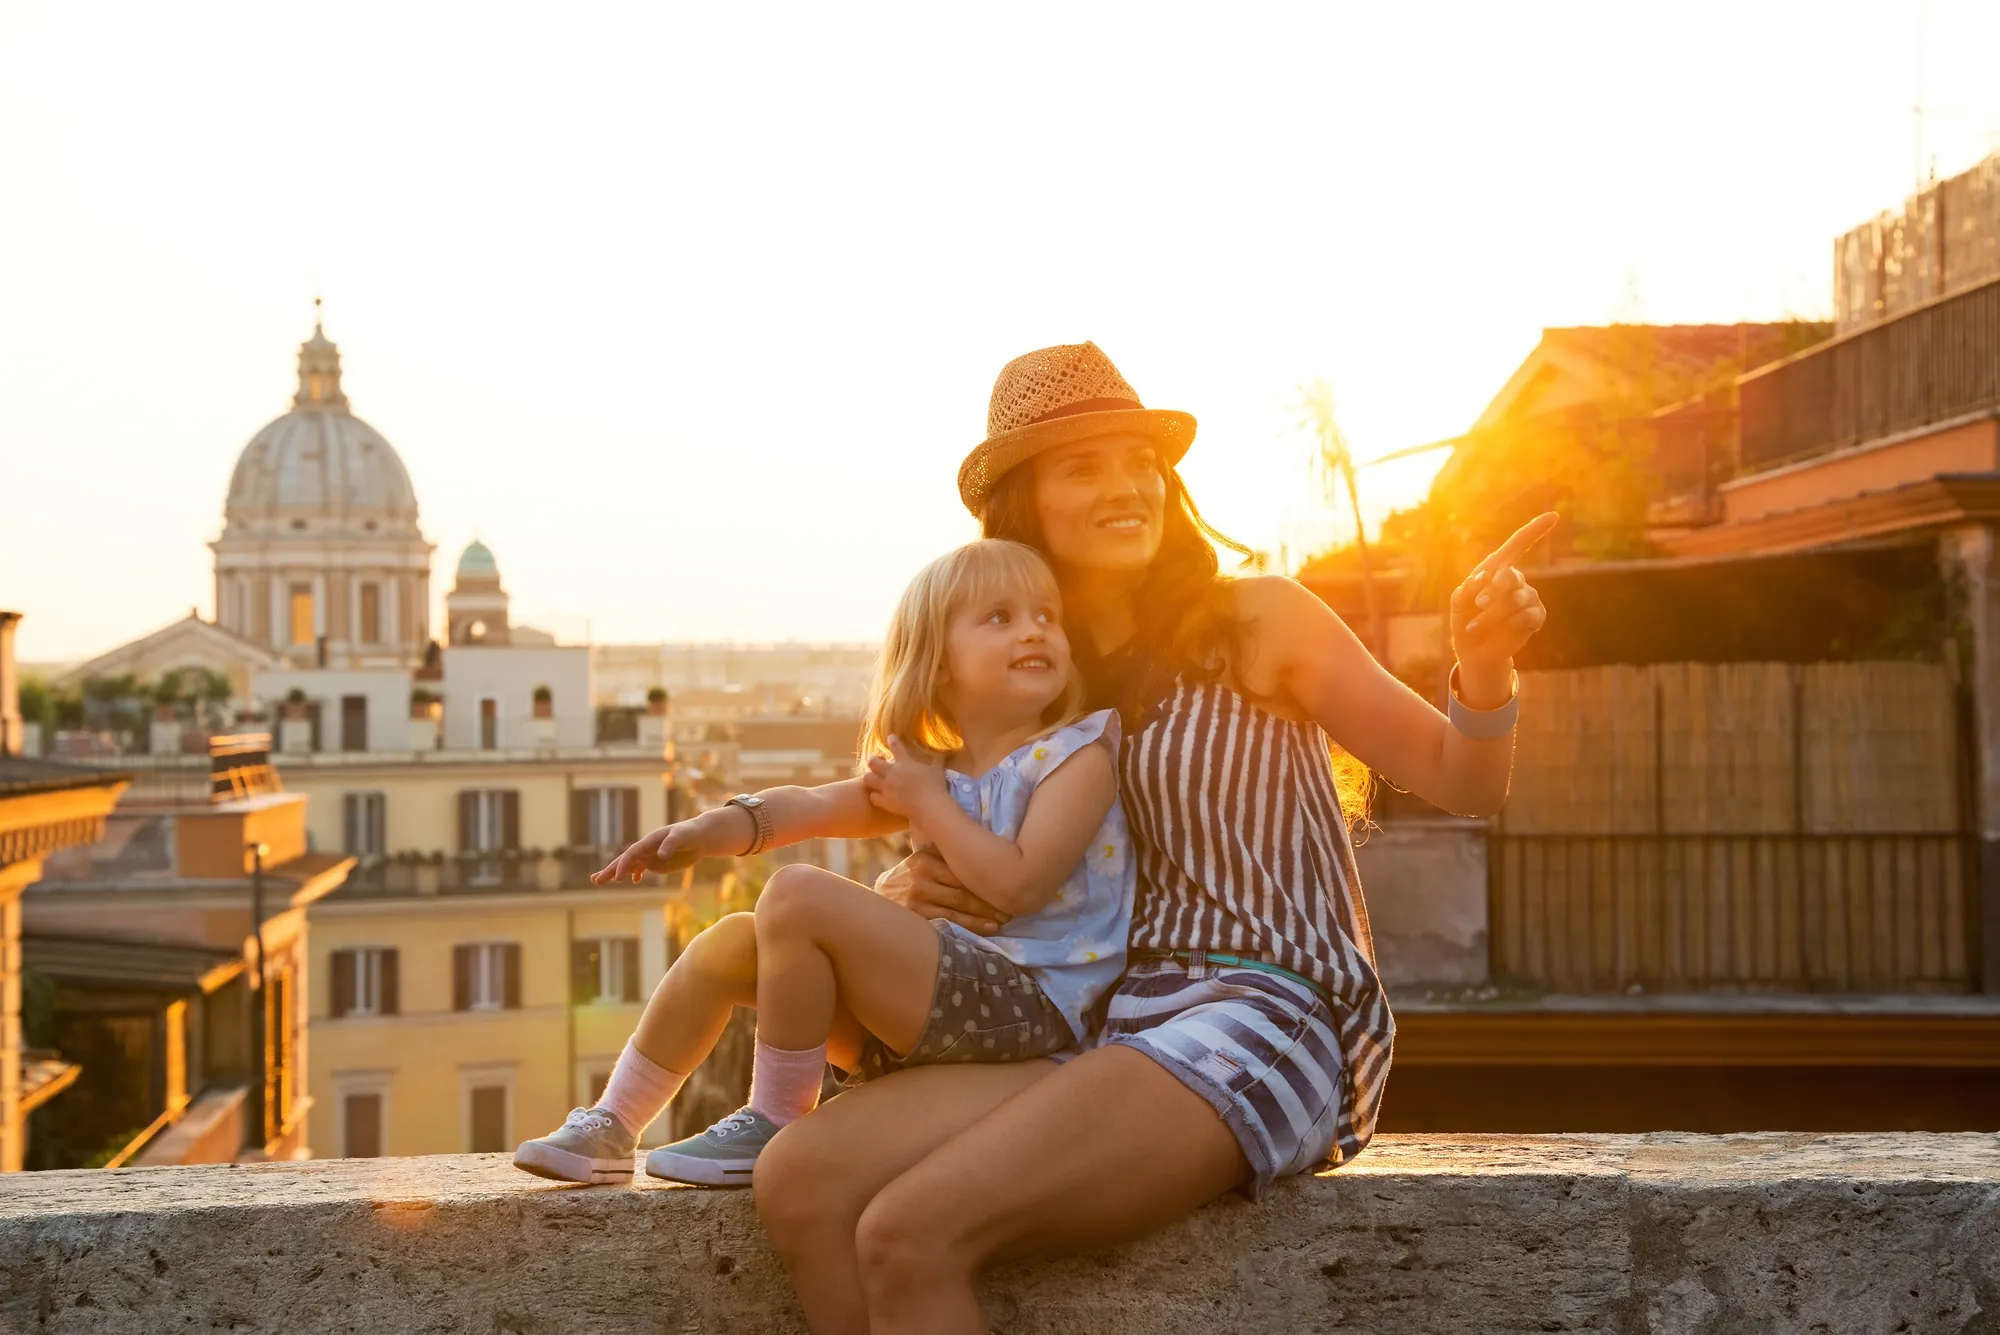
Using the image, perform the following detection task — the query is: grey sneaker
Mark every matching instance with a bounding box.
[513,1107,637,1184]
[644,1107,780,1186]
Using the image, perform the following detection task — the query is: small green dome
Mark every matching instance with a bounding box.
[458,539,498,576]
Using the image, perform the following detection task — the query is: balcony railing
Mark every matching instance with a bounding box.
[340,850,662,896]
[1738,275,2000,471]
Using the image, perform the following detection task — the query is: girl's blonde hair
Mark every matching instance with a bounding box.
[860,539,1088,764]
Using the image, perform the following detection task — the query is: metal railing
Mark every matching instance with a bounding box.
[341,849,652,895]
[1739,275,2000,470]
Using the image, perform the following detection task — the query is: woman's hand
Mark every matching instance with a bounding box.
[862,736,949,820]
[874,848,1011,935]
[1449,513,1557,706]
[591,816,733,885]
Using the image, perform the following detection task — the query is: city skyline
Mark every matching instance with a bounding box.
[7,1,2000,662]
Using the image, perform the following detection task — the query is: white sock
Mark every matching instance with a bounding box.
[598,1041,687,1137]
[747,1040,826,1127]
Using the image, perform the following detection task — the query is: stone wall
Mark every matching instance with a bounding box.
[3,1133,1997,1333]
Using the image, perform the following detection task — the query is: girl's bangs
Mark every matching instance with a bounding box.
[947,541,1062,617]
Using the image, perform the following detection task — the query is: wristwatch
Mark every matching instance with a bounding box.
[726,793,773,856]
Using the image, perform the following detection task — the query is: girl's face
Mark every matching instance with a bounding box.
[941,575,1073,731]
[1029,433,1168,574]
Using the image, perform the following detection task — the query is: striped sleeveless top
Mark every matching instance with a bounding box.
[1118,673,1395,1165]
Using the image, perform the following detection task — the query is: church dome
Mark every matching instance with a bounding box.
[457,539,499,578]
[221,323,421,537]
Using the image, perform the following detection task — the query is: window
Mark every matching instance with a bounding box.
[289,583,315,647]
[340,695,369,752]
[467,1084,508,1152]
[359,582,382,645]
[457,789,518,884]
[571,937,641,1004]
[343,1092,384,1158]
[570,787,638,852]
[586,1068,612,1106]
[453,942,521,1011]
[342,792,387,856]
[478,697,499,750]
[329,946,398,1018]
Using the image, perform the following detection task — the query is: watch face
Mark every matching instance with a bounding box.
[735,795,764,808]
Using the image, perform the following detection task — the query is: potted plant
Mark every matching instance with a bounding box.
[532,685,554,720]
[646,686,669,716]
[409,687,438,721]
[283,687,310,722]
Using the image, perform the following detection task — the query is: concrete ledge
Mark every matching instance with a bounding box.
[3,1133,1997,1333]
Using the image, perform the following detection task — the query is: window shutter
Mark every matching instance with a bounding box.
[571,940,596,1005]
[330,949,355,1019]
[379,948,400,1016]
[452,944,472,1011]
[501,791,521,851]
[502,942,523,1009]
[342,795,359,855]
[619,789,639,848]
[620,938,641,1002]
[569,791,590,848]
[457,792,476,854]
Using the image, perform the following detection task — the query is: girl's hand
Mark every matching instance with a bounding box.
[1450,513,1557,703]
[862,736,948,820]
[591,821,713,885]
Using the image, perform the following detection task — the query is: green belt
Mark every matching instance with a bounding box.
[1136,949,1331,1007]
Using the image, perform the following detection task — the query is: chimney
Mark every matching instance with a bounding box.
[0,611,21,757]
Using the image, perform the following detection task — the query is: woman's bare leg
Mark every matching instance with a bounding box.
[856,1045,1249,1335]
[756,1061,1058,1335]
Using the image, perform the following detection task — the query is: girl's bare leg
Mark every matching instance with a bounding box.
[754,863,942,1055]
[628,912,758,1074]
[755,1061,1058,1335]
[627,907,870,1079]
[861,1047,1249,1335]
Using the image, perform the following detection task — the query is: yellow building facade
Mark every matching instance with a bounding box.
[308,884,682,1159]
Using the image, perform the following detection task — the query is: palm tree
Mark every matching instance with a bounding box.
[1297,379,1385,661]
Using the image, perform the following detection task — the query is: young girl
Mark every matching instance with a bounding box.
[512,539,1133,1186]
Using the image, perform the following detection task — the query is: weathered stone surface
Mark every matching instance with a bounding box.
[1,1133,1995,1333]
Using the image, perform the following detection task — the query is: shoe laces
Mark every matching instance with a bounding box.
[710,1109,758,1137]
[563,1107,615,1134]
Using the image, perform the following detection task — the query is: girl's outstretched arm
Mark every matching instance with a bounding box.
[593,778,905,884]
[863,737,1114,918]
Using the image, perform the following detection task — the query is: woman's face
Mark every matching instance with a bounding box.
[1028,433,1167,574]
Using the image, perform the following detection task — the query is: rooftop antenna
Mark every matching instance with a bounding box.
[1913,0,1929,194]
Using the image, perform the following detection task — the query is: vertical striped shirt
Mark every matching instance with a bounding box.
[1120,676,1394,1165]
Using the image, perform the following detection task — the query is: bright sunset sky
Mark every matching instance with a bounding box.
[5,2,1999,662]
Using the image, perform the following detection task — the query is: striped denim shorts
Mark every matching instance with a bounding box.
[1087,956,1346,1197]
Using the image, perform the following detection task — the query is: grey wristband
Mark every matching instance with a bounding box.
[1447,664,1519,740]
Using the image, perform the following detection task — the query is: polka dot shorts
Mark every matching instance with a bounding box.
[847,920,1076,1082]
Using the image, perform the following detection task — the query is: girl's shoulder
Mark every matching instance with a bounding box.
[1010,708,1121,788]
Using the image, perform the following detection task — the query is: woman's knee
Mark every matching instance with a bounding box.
[854,1180,966,1298]
[755,1114,862,1242]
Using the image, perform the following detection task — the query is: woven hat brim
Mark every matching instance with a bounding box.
[958,407,1197,514]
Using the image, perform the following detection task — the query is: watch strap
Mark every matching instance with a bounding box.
[727,794,774,855]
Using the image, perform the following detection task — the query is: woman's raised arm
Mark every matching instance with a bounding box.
[1242,512,1555,817]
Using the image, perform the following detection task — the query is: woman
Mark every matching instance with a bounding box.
[753,342,1554,1334]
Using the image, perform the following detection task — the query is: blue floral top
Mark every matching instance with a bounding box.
[935,709,1134,1044]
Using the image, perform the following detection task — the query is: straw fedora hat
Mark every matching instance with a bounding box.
[958,342,1196,514]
